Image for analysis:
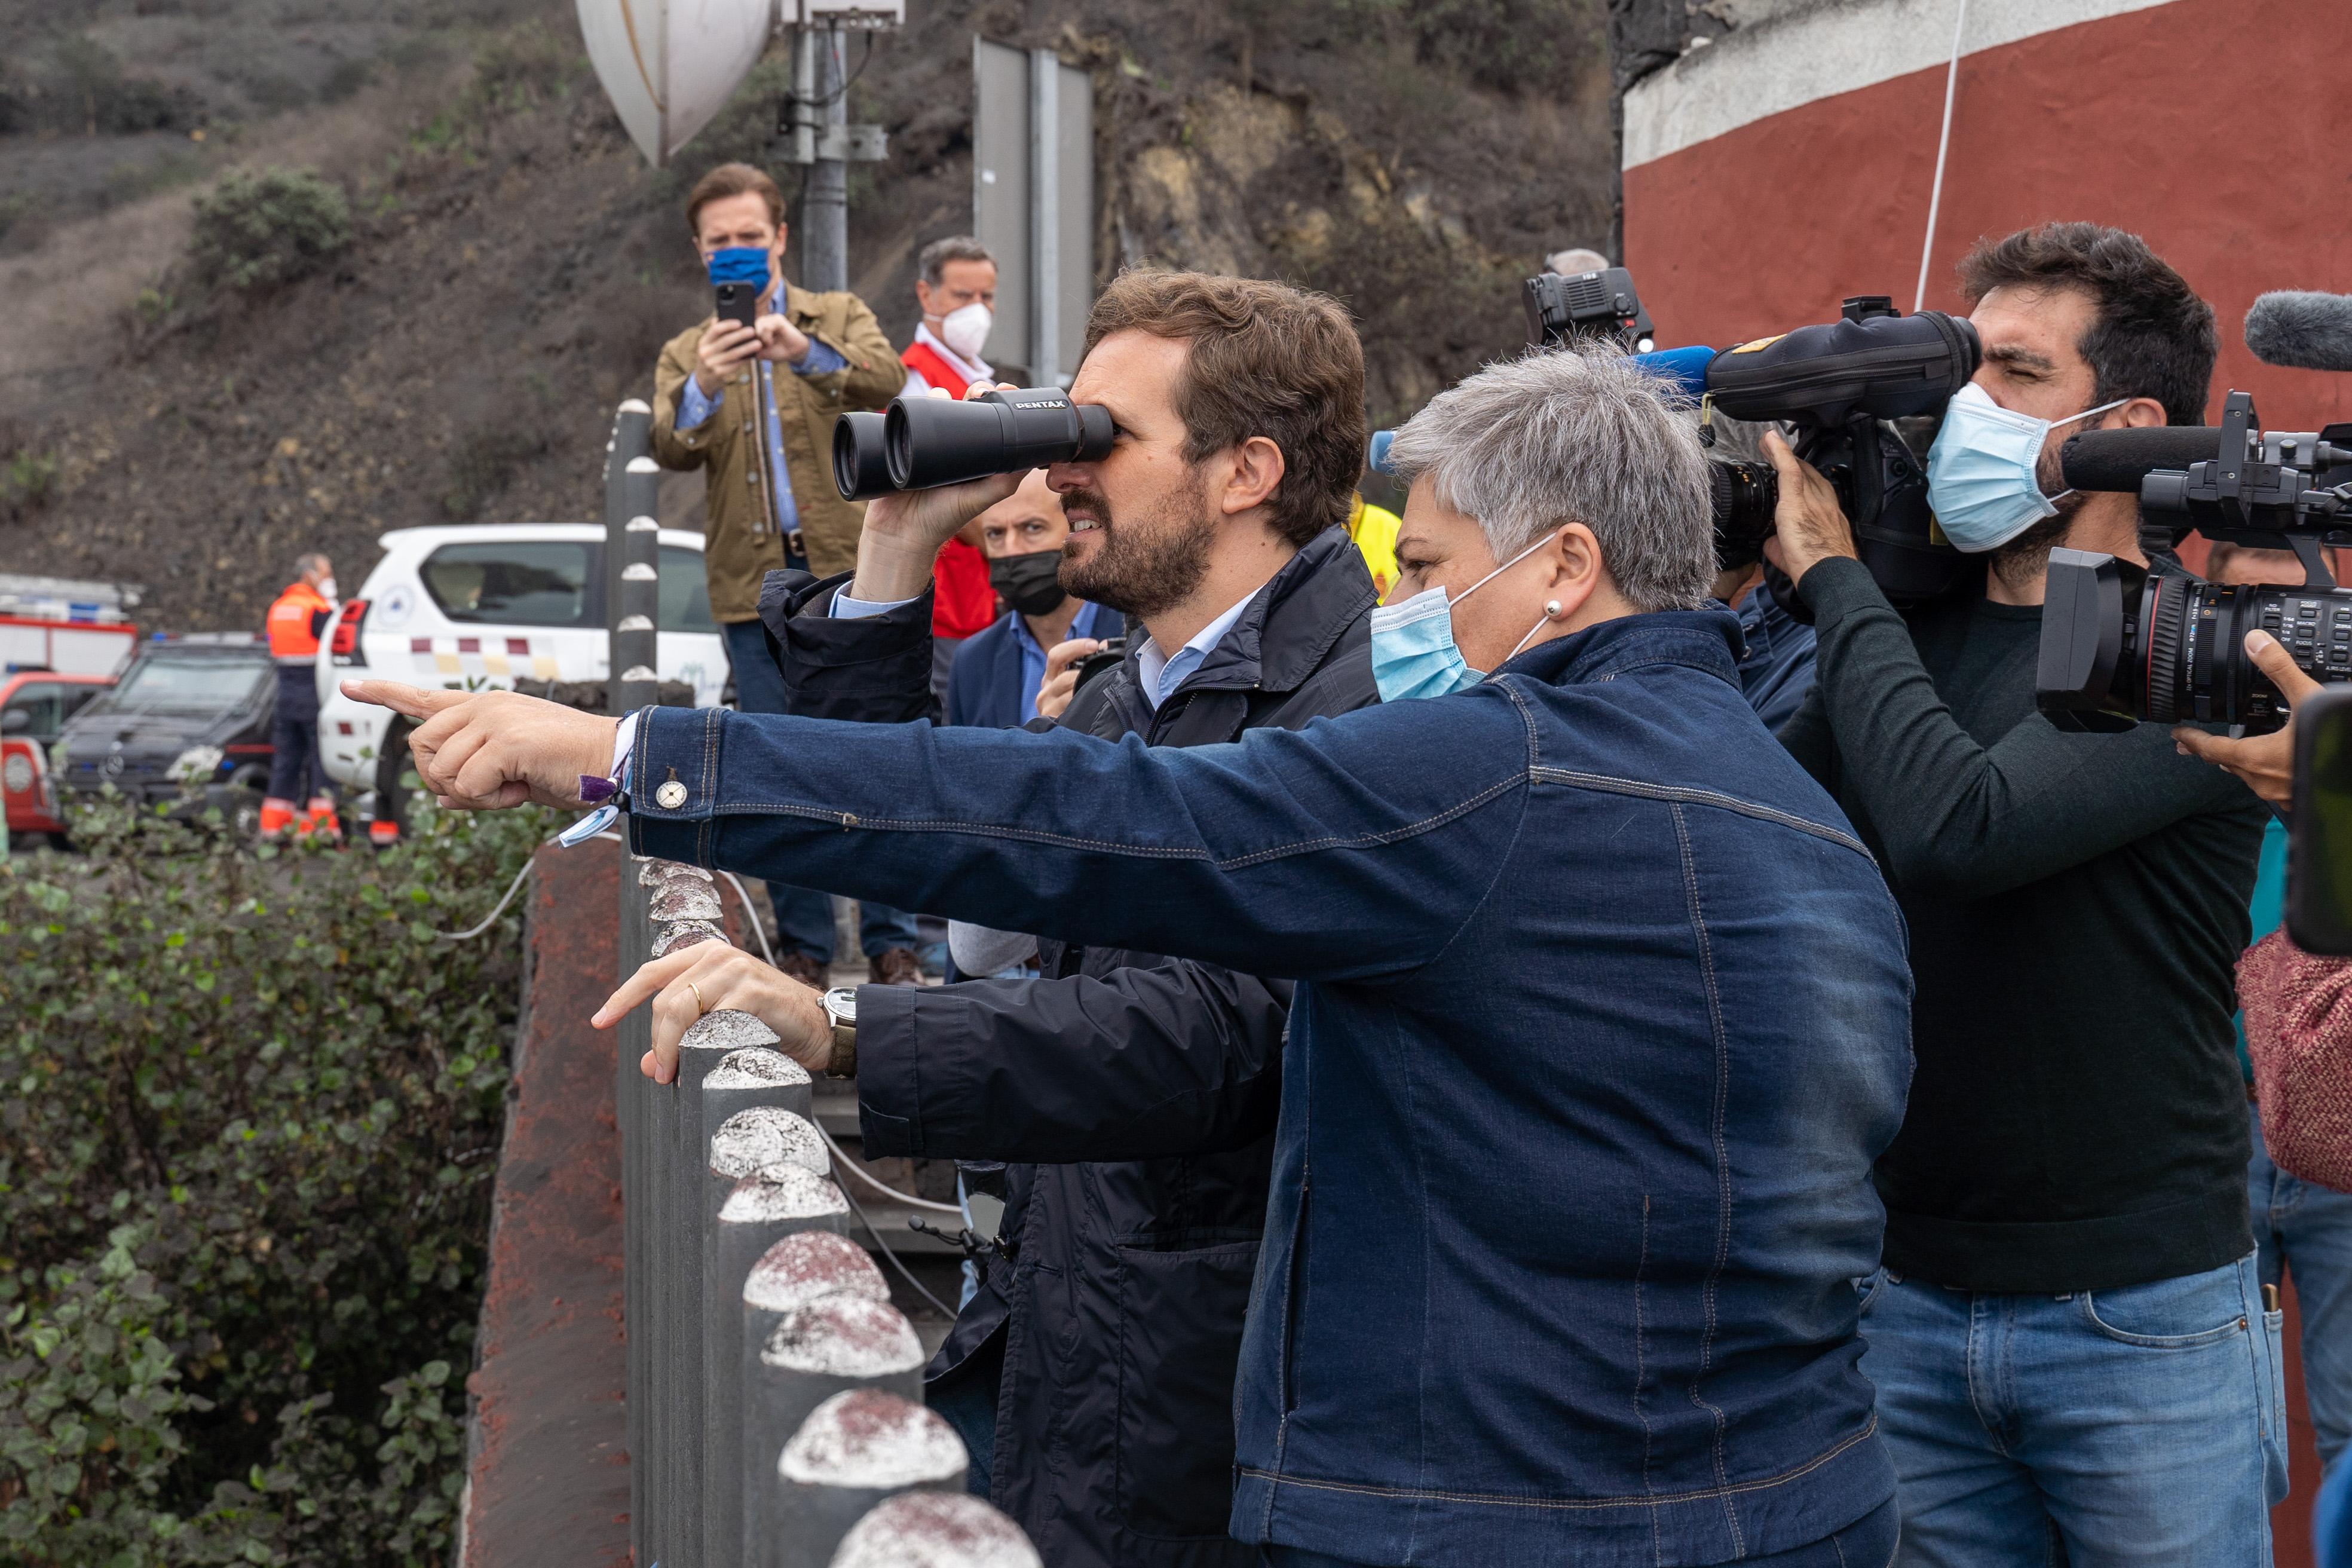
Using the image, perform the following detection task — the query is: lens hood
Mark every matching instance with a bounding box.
[833,411,897,500]
[884,387,1114,491]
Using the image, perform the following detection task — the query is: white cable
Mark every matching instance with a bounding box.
[1913,0,1969,313]
[434,829,623,941]
[717,868,777,966]
[817,1122,966,1214]
[834,1174,957,1319]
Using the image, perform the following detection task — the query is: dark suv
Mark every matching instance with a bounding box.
[54,639,278,834]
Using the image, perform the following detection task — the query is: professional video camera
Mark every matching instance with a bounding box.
[835,387,1112,500]
[1525,267,1655,353]
[2034,390,2352,733]
[1692,296,1980,612]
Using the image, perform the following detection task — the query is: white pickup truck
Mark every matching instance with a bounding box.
[313,523,730,837]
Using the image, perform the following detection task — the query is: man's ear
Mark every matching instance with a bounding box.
[2120,395,2169,430]
[1218,435,1287,519]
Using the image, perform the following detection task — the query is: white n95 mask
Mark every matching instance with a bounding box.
[941,302,993,361]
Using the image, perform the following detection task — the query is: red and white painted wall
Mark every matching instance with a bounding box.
[1621,0,2352,425]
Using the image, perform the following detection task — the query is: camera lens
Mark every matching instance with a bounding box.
[884,388,1115,491]
[2040,551,2350,734]
[1708,459,1778,568]
[2143,578,2352,731]
[833,411,896,500]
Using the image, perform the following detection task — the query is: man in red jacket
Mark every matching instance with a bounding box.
[902,235,1002,700]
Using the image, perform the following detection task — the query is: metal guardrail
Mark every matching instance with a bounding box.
[597,401,1040,1567]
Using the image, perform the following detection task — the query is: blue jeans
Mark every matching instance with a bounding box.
[1262,1499,1897,1568]
[720,618,918,960]
[2251,1100,2352,1473]
[1858,1253,2288,1566]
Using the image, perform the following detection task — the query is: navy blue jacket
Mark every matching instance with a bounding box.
[629,610,1914,1566]
[945,600,1120,729]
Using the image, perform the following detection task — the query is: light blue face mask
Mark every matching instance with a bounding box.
[1368,533,1556,703]
[1926,381,2127,553]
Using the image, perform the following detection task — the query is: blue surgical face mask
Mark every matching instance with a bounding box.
[1926,381,2127,553]
[707,246,772,293]
[1368,533,1556,703]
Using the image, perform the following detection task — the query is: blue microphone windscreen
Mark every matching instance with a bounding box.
[1368,428,1397,477]
[1625,345,1717,397]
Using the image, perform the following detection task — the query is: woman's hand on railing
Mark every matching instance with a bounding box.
[595,942,834,1083]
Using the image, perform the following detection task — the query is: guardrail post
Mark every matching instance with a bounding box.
[739,1233,888,1567]
[765,1390,967,1568]
[602,397,653,1568]
[700,1047,822,1568]
[825,1492,1042,1568]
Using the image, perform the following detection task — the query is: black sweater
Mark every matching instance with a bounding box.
[1780,558,2264,1293]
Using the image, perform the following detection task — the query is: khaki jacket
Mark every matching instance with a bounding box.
[651,283,905,621]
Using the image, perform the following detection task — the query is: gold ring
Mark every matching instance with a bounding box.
[687,979,708,1015]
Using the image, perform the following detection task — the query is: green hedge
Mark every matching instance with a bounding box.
[0,794,559,1566]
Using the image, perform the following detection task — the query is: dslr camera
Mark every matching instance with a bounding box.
[2036,390,2352,734]
[1696,296,1980,614]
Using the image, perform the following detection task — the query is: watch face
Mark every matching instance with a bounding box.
[825,987,857,1024]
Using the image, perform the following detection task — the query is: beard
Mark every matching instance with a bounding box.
[1989,444,2096,592]
[1058,469,1218,618]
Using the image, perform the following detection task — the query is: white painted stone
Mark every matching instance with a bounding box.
[780,1390,965,1490]
[828,1492,1042,1568]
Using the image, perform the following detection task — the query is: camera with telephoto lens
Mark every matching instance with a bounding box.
[2035,390,2352,734]
[834,387,1114,500]
[1525,267,1656,353]
[1701,296,1981,614]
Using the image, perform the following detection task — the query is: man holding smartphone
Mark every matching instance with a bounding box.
[650,161,920,987]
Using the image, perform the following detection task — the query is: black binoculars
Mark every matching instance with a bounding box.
[834,387,1116,500]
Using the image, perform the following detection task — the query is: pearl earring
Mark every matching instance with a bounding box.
[1544,599,1563,618]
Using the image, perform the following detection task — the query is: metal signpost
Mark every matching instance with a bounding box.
[972,39,1094,386]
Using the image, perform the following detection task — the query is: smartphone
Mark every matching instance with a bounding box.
[714,281,760,332]
[1073,637,1127,694]
[2287,687,2352,954]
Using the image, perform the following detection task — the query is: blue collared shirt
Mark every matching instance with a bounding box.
[1134,588,1261,711]
[675,292,846,544]
[1007,600,1116,724]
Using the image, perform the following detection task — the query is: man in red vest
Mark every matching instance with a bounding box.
[901,235,1003,701]
[262,552,339,841]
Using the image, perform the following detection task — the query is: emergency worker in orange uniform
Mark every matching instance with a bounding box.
[262,553,338,840]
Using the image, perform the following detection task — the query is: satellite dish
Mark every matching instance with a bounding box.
[576,0,779,168]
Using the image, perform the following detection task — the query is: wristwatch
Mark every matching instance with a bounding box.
[820,987,858,1079]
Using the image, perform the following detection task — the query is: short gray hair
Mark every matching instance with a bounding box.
[918,235,994,287]
[1383,350,1714,612]
[295,552,330,578]
[1546,246,1611,275]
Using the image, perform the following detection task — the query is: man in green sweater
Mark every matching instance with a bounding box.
[1764,223,2281,1565]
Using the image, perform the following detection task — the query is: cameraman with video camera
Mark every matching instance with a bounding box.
[1768,222,2281,1564]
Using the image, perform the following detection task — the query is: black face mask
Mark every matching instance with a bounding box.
[990,550,1068,617]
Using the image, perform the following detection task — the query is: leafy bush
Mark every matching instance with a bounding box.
[44,35,207,136]
[0,791,558,1564]
[186,169,351,295]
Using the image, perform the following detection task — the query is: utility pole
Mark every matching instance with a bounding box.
[780,2,898,293]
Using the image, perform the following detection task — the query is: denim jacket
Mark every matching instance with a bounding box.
[629,610,1913,1566]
